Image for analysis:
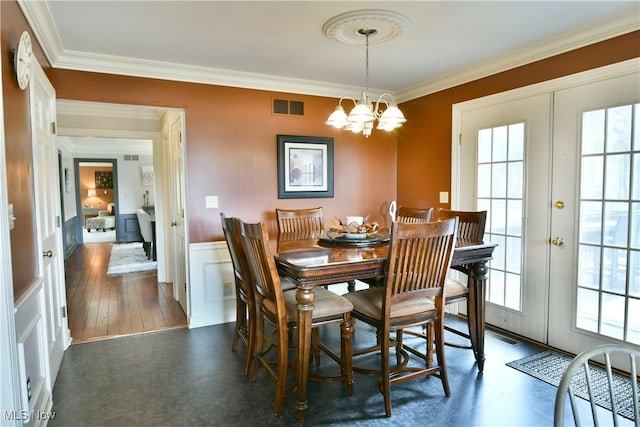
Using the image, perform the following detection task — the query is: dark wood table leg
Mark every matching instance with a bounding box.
[467,260,489,372]
[296,284,314,422]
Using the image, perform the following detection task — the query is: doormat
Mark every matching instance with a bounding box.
[107,242,157,275]
[507,350,637,421]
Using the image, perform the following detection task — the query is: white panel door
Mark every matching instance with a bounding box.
[30,63,70,386]
[170,115,188,314]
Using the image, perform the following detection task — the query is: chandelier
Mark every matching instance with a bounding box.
[323,11,409,138]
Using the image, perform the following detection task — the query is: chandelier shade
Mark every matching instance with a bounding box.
[324,12,408,138]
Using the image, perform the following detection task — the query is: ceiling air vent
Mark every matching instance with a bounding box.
[124,154,139,161]
[273,99,304,116]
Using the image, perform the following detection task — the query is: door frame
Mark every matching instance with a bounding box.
[73,158,118,244]
[452,58,640,343]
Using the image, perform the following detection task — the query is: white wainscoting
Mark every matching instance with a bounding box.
[13,279,53,427]
[188,241,235,328]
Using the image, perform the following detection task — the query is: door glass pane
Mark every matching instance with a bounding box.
[577,245,600,289]
[477,122,524,311]
[582,109,605,154]
[605,154,629,200]
[581,156,603,199]
[576,103,638,343]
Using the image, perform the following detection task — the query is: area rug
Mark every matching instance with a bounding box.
[107,242,157,275]
[83,227,115,243]
[507,350,637,420]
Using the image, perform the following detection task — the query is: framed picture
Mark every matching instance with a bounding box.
[277,135,334,199]
[141,166,154,186]
[95,171,113,189]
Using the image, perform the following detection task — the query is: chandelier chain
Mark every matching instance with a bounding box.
[364,31,369,94]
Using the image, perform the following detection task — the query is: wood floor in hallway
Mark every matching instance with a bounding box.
[64,242,187,344]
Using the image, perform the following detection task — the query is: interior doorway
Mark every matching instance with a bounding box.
[57,100,189,340]
[74,159,118,245]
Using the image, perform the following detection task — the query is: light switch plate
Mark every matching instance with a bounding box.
[205,196,218,209]
[439,192,449,204]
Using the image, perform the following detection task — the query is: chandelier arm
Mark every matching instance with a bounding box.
[374,93,396,117]
[338,97,358,108]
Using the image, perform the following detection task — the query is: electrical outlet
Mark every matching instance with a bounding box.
[439,192,449,204]
[205,195,218,209]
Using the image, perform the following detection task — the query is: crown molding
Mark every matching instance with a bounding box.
[53,49,376,99]
[17,0,64,66]
[20,1,639,102]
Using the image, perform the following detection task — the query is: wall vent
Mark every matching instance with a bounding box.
[124,154,139,161]
[273,99,304,116]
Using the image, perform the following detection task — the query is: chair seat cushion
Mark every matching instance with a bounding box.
[282,287,352,322]
[343,287,435,322]
[444,278,468,303]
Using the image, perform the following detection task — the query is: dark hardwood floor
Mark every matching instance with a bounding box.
[64,242,187,343]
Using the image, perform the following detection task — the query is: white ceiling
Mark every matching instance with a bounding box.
[18,1,639,151]
[22,1,639,101]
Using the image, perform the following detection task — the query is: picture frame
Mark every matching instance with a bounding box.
[95,171,113,189]
[277,135,334,199]
[141,166,154,186]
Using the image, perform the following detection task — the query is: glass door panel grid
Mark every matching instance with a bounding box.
[577,103,639,344]
[477,123,525,311]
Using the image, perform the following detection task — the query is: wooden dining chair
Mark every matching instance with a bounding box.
[437,208,487,351]
[396,206,434,223]
[220,213,256,376]
[239,219,354,417]
[276,207,324,238]
[343,218,459,417]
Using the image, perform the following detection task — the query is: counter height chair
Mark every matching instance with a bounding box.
[136,209,154,260]
[239,219,354,417]
[343,218,459,417]
[436,208,487,355]
[220,213,256,376]
[276,206,356,294]
[276,207,324,238]
[396,206,434,223]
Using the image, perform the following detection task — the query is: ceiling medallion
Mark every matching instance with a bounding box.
[322,9,411,46]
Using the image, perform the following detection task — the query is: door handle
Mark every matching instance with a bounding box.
[43,250,53,258]
[551,236,564,246]
[171,222,177,227]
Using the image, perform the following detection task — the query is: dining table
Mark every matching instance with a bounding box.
[273,231,497,422]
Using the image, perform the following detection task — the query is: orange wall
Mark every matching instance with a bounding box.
[3,0,639,301]
[79,166,114,210]
[48,71,399,243]
[397,31,640,208]
[2,1,49,299]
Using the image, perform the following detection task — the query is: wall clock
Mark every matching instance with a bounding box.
[14,31,33,90]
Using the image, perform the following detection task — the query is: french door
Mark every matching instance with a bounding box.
[548,72,639,354]
[454,60,639,353]
[457,93,551,341]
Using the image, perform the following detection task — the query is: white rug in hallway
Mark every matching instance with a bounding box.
[83,227,115,243]
[107,242,157,275]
